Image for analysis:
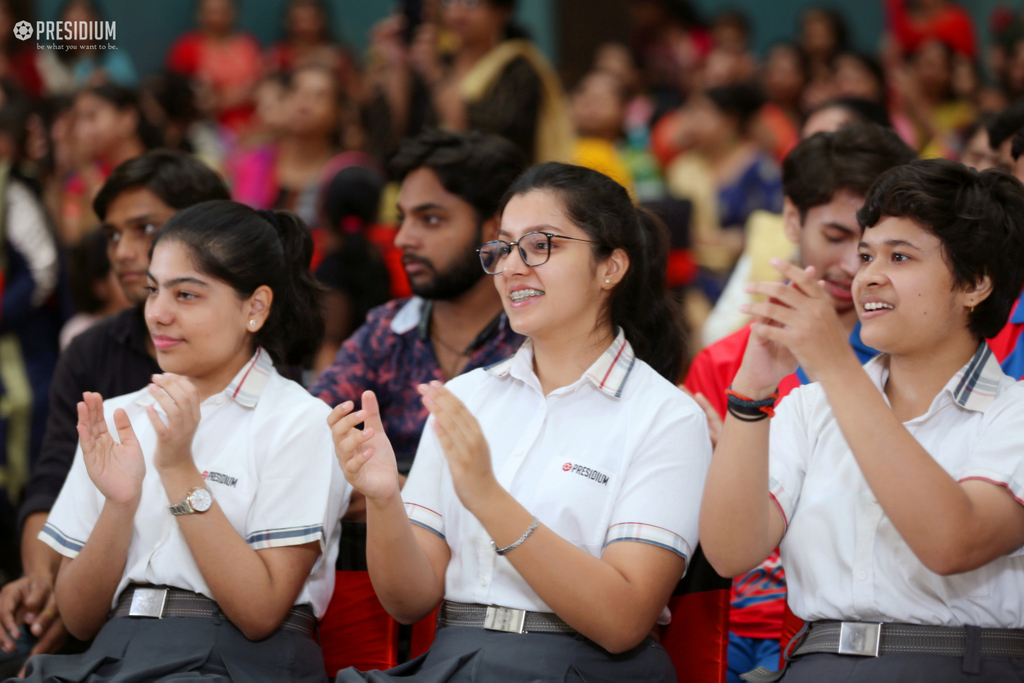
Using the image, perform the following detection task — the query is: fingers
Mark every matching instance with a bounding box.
[27,591,56,638]
[151,374,201,423]
[768,259,821,297]
[326,401,354,428]
[693,392,723,448]
[361,391,385,432]
[741,301,800,329]
[420,382,476,439]
[745,280,809,309]
[28,616,66,658]
[0,578,28,650]
[111,408,139,449]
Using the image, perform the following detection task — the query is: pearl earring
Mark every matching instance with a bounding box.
[604,278,611,284]
[249,320,256,328]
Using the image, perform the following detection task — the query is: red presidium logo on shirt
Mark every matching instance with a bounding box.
[562,462,610,485]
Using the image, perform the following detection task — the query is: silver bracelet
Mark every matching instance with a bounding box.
[491,516,540,556]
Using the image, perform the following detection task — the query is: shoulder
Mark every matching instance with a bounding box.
[365,297,416,331]
[258,372,333,425]
[624,358,704,420]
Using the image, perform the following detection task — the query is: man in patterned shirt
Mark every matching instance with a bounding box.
[311,129,526,674]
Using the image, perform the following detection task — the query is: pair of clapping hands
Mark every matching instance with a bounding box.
[330,381,496,516]
[683,260,855,446]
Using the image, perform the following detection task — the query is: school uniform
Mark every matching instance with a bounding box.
[16,349,350,683]
[337,331,713,683]
[745,343,1024,682]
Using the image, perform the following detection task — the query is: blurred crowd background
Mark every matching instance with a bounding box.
[0,0,1020,580]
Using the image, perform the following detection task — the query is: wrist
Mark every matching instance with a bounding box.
[729,378,778,401]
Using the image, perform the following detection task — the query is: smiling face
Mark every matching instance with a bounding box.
[854,216,980,356]
[494,190,625,346]
[784,189,864,328]
[103,187,178,304]
[145,240,268,390]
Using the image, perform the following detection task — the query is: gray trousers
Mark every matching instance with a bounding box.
[336,624,676,683]
[10,614,327,683]
[779,653,1024,683]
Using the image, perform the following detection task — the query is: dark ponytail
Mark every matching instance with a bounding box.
[152,200,325,367]
[499,163,687,381]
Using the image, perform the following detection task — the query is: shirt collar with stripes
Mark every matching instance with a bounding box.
[485,329,637,398]
[134,347,273,410]
[864,342,1004,413]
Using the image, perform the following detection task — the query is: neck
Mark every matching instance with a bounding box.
[884,330,979,421]
[532,325,615,396]
[189,351,254,403]
[278,134,334,159]
[456,33,501,69]
[429,277,504,348]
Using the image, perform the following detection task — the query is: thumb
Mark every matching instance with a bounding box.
[361,391,384,432]
[111,408,139,448]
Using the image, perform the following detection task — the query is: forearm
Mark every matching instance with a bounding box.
[158,465,311,640]
[818,362,987,574]
[20,513,61,579]
[472,485,681,654]
[55,500,137,640]
[365,491,446,623]
[698,412,778,577]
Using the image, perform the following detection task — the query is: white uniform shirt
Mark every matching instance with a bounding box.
[769,343,1024,628]
[402,330,712,614]
[41,348,350,618]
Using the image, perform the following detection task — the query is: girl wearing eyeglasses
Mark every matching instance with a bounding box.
[330,163,711,682]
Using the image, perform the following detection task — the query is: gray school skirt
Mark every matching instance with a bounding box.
[9,613,327,683]
[334,625,676,683]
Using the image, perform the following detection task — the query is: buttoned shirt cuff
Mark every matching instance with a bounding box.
[405,503,445,540]
[603,522,691,560]
[246,524,325,552]
[38,522,84,559]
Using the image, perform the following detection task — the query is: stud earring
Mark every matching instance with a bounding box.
[249,320,256,328]
[604,278,611,284]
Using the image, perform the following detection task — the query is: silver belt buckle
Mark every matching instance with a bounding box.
[128,588,168,618]
[838,622,881,657]
[484,605,526,634]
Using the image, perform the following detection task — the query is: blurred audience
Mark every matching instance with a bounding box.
[59,228,129,350]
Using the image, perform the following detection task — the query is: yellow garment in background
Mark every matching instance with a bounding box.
[665,153,733,272]
[573,138,635,197]
[460,39,575,164]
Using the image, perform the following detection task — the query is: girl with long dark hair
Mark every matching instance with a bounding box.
[16,201,348,682]
[330,163,709,682]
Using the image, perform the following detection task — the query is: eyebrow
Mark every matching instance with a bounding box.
[497,225,568,238]
[398,203,445,214]
[823,222,855,234]
[145,272,210,288]
[103,214,159,230]
[858,238,922,251]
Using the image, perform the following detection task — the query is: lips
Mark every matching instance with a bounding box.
[151,335,182,350]
[823,279,853,301]
[401,256,432,278]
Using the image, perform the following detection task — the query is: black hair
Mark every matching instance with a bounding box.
[499,163,686,381]
[281,0,335,43]
[140,71,201,147]
[152,200,325,367]
[835,51,886,103]
[987,98,1024,150]
[857,159,1024,339]
[389,129,528,222]
[713,8,751,44]
[1013,128,1024,161]
[94,149,230,220]
[800,6,849,55]
[79,84,163,151]
[0,80,30,158]
[68,229,112,314]
[962,112,997,149]
[321,165,382,233]
[784,122,916,221]
[805,96,893,129]
[705,84,765,134]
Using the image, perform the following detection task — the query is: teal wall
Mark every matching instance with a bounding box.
[34,0,556,79]
[31,0,1006,80]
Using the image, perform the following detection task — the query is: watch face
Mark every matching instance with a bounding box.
[189,488,213,512]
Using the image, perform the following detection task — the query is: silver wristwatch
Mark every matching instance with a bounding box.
[169,486,213,516]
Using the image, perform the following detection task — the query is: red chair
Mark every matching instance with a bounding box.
[409,606,440,659]
[661,544,731,683]
[319,570,398,676]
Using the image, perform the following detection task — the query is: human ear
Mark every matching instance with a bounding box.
[246,285,274,332]
[782,197,801,245]
[963,273,993,310]
[601,248,630,287]
[480,214,501,243]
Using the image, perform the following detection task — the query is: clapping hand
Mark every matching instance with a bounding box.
[144,374,202,473]
[328,391,401,503]
[419,381,498,514]
[77,392,145,506]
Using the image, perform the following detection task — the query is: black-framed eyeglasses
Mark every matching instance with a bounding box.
[476,231,600,275]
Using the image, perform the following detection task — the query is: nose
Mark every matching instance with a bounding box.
[499,241,531,276]
[393,218,418,252]
[855,257,887,290]
[144,289,172,326]
[839,243,861,278]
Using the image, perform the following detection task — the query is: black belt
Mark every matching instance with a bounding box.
[438,600,577,635]
[741,620,1024,682]
[111,585,318,641]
